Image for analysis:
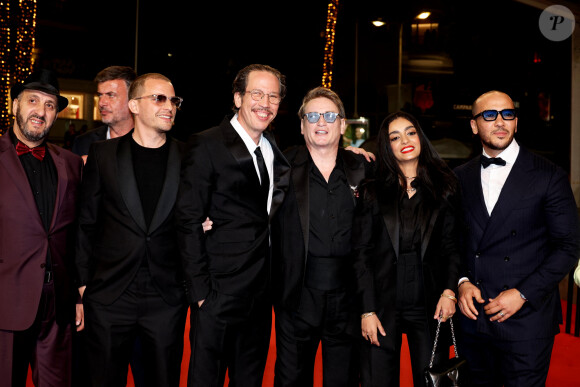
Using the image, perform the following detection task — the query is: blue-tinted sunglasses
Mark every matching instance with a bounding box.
[303,111,343,124]
[473,109,516,121]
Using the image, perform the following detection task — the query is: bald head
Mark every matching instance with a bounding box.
[472,91,514,117]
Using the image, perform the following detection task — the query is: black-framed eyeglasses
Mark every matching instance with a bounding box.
[134,94,183,108]
[473,109,516,121]
[246,89,281,105]
[303,111,343,124]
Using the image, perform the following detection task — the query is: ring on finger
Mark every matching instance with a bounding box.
[499,312,504,317]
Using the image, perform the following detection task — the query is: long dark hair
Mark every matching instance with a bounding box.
[377,111,457,203]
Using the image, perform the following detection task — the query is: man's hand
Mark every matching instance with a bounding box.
[484,288,526,323]
[361,314,386,346]
[76,285,86,331]
[76,304,84,331]
[458,282,485,320]
[202,217,213,233]
[345,146,376,162]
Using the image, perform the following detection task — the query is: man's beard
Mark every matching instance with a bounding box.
[16,112,51,142]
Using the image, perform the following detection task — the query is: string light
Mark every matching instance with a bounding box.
[0,0,37,133]
[322,0,339,89]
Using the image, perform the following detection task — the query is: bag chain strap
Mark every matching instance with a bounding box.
[428,318,460,369]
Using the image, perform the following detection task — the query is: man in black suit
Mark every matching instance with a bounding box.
[75,73,187,386]
[72,66,136,163]
[176,64,291,386]
[271,87,372,386]
[455,90,580,386]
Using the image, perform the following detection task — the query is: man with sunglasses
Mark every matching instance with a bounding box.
[76,73,188,386]
[271,87,373,386]
[454,90,579,386]
[176,64,291,386]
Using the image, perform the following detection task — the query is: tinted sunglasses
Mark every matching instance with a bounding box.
[303,112,343,124]
[134,94,183,108]
[473,109,516,121]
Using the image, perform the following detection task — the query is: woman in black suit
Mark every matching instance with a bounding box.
[353,111,461,386]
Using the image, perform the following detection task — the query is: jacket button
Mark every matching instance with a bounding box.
[503,285,509,290]
[476,280,482,286]
[475,252,481,258]
[511,230,517,236]
[504,256,510,262]
[40,263,46,268]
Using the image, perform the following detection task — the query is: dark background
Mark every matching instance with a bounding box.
[30,0,575,170]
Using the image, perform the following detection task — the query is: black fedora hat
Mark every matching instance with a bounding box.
[10,69,69,112]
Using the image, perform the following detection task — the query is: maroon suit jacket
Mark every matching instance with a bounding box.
[0,130,82,330]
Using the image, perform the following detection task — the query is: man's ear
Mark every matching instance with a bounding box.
[128,99,138,115]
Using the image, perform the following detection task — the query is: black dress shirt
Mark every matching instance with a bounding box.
[308,155,354,258]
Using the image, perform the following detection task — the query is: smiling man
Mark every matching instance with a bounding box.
[75,73,188,386]
[0,69,82,386]
[271,87,373,386]
[454,90,579,386]
[176,64,291,386]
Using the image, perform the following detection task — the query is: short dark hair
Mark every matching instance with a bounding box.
[94,66,137,90]
[298,87,345,119]
[128,73,172,100]
[232,64,286,112]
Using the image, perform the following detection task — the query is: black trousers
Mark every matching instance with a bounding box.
[459,331,554,387]
[188,290,272,387]
[274,287,358,387]
[360,307,446,387]
[83,267,187,387]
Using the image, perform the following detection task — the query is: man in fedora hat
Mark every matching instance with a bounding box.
[0,69,83,386]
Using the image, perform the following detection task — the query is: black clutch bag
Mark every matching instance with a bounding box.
[424,317,467,387]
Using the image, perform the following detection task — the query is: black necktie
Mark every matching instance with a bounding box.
[480,155,506,168]
[254,146,270,201]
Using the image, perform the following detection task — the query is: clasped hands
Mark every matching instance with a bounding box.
[458,282,526,323]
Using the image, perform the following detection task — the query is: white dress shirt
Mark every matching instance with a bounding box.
[481,139,520,215]
[231,114,274,213]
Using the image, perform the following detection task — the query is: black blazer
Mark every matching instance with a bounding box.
[176,116,291,305]
[454,146,580,341]
[352,179,461,350]
[271,145,373,311]
[75,131,186,306]
[71,125,108,157]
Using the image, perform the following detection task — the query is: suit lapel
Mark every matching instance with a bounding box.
[340,149,365,205]
[221,121,261,188]
[461,157,489,232]
[117,135,147,233]
[379,183,400,259]
[0,133,40,220]
[291,147,311,257]
[148,138,180,233]
[266,130,290,218]
[420,204,439,260]
[480,149,532,247]
[47,144,69,231]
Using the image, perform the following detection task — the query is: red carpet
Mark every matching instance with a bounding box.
[26,302,580,386]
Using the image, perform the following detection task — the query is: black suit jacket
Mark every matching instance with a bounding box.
[176,116,291,305]
[71,125,108,157]
[352,179,462,350]
[454,146,580,341]
[75,131,186,306]
[271,145,373,311]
